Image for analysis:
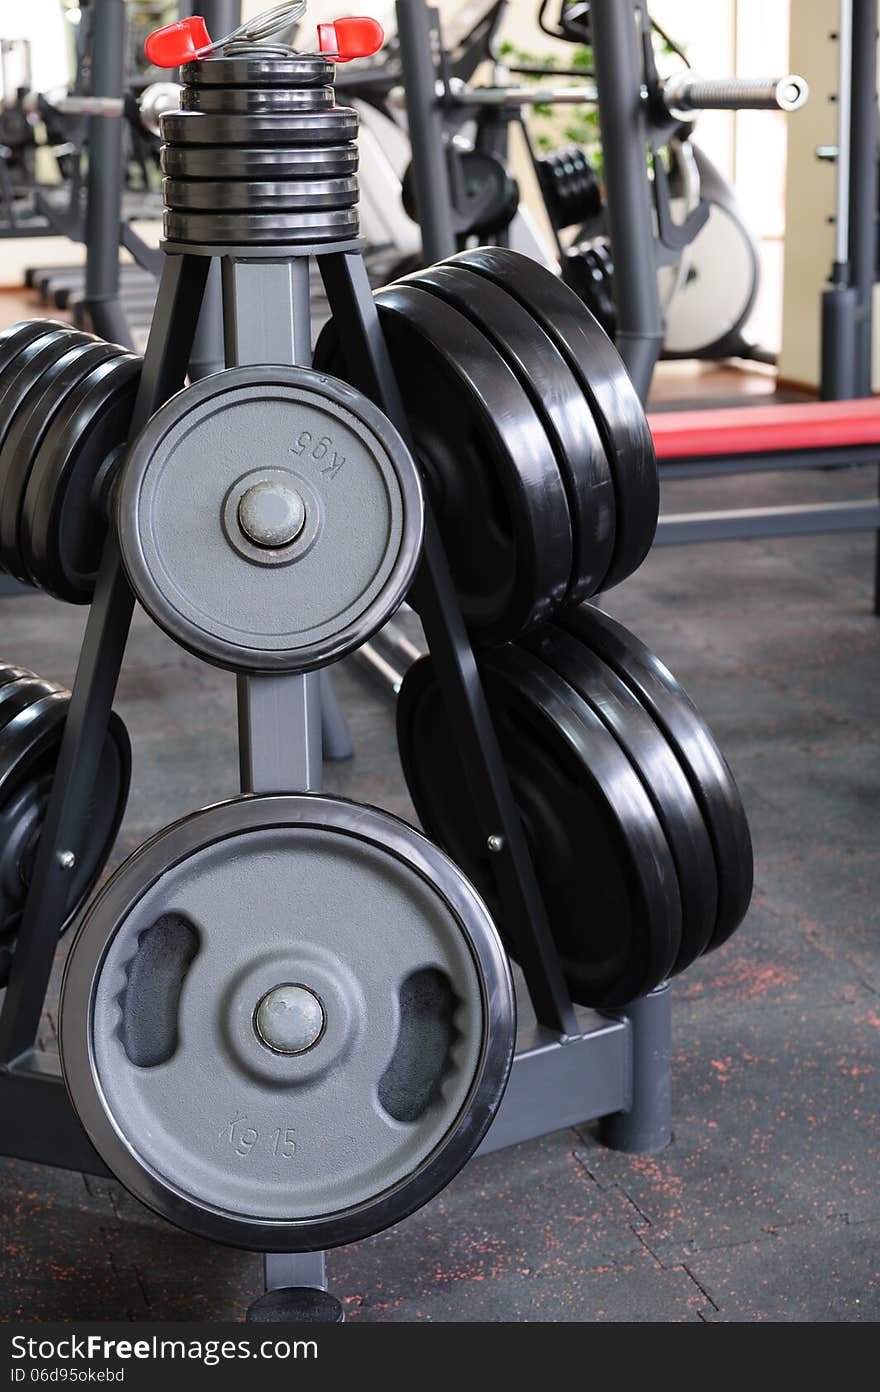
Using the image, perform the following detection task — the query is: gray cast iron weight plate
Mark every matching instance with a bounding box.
[180,85,335,115]
[162,206,360,245]
[181,55,335,88]
[159,108,359,147]
[117,367,424,673]
[159,142,359,181]
[60,794,516,1251]
[161,176,359,212]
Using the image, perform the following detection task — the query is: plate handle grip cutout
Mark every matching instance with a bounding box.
[378,967,460,1124]
[120,914,200,1067]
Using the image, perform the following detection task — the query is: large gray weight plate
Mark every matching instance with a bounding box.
[180,86,335,114]
[160,108,358,147]
[117,367,424,673]
[162,176,359,212]
[60,794,516,1251]
[163,206,359,245]
[160,142,358,181]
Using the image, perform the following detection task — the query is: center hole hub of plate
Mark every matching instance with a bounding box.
[237,480,306,549]
[253,982,326,1055]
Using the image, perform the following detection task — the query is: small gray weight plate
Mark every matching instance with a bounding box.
[162,176,359,212]
[180,86,335,114]
[60,793,516,1251]
[162,206,359,245]
[160,108,358,147]
[160,142,358,181]
[117,366,424,673]
[181,55,334,88]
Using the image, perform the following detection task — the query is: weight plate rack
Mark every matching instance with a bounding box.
[0,6,751,1324]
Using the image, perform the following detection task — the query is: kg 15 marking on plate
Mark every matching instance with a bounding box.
[290,429,345,481]
[225,1117,297,1159]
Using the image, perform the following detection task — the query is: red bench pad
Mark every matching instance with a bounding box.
[648,398,880,459]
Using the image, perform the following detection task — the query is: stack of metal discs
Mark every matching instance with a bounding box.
[158,53,360,246]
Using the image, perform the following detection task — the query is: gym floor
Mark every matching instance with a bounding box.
[0,292,878,1320]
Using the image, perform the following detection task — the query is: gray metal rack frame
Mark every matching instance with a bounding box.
[0,0,673,1317]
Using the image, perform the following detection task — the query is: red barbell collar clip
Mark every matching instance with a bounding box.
[317,17,384,61]
[144,16,213,68]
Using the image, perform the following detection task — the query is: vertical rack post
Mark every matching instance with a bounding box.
[82,0,132,347]
[395,0,457,263]
[590,0,664,403]
[220,250,329,1299]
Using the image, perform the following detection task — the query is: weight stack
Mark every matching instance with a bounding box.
[158,53,361,246]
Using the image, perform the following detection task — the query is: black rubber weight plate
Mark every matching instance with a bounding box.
[560,604,753,951]
[0,326,92,460]
[160,143,358,181]
[449,247,658,589]
[117,366,423,673]
[317,283,573,640]
[162,177,359,212]
[21,353,141,602]
[160,108,358,147]
[0,666,33,689]
[0,691,130,948]
[523,623,718,972]
[163,207,359,245]
[403,263,616,602]
[180,86,335,114]
[181,55,334,88]
[0,338,123,582]
[397,646,681,1007]
[0,675,62,731]
[60,794,514,1251]
[0,320,69,376]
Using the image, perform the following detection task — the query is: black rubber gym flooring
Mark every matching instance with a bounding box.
[0,458,878,1322]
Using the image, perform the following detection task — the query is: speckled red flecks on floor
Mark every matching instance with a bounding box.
[0,356,878,1321]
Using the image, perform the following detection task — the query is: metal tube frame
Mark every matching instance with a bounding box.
[81,0,133,348]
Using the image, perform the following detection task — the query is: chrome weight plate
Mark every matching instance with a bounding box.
[160,108,358,147]
[0,678,130,967]
[559,605,753,952]
[450,247,658,590]
[403,263,616,603]
[60,794,516,1250]
[180,86,335,114]
[523,624,718,973]
[20,353,141,601]
[181,56,335,88]
[162,177,359,212]
[315,284,574,641]
[117,367,423,673]
[163,207,359,245]
[397,647,682,1008]
[0,338,123,582]
[160,142,359,181]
